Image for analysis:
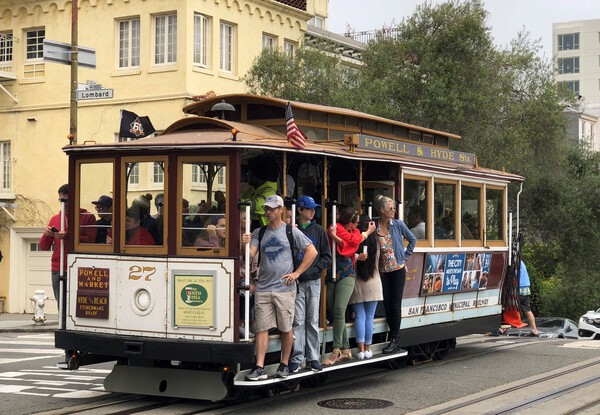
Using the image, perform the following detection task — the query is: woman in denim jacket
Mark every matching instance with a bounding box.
[374,195,417,354]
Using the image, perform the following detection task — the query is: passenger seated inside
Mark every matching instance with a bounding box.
[92,195,113,244]
[125,205,156,245]
[182,198,197,246]
[194,215,226,248]
[132,193,162,244]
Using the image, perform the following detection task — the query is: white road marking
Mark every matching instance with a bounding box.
[0,337,111,398]
[0,340,55,346]
[0,348,63,354]
[0,355,62,365]
[561,341,600,349]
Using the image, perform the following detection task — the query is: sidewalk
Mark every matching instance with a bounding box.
[0,313,58,333]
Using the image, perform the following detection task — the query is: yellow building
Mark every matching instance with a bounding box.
[0,0,329,313]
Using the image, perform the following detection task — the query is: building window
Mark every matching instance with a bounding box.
[26,28,45,59]
[192,164,207,184]
[284,40,296,56]
[558,57,579,74]
[194,13,210,68]
[24,28,45,78]
[262,34,276,50]
[560,80,580,95]
[0,142,10,190]
[128,163,139,185]
[118,18,140,69]
[220,22,235,72]
[218,167,225,185]
[558,33,579,51]
[0,32,13,65]
[308,16,325,29]
[153,162,164,184]
[154,14,177,66]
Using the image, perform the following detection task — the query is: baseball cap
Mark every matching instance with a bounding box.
[297,195,320,209]
[91,195,113,207]
[263,195,284,209]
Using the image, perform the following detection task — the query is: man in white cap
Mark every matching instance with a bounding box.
[242,195,317,380]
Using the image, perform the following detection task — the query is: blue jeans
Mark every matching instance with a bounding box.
[291,279,322,364]
[352,301,378,345]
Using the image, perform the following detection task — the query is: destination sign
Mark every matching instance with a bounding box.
[358,134,475,166]
[76,267,110,319]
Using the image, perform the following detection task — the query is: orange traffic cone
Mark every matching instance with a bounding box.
[501,310,527,328]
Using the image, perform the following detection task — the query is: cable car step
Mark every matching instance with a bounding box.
[233,344,407,386]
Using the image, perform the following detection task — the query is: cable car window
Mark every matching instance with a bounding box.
[394,125,409,139]
[404,177,429,242]
[180,158,228,255]
[461,184,481,241]
[303,127,327,141]
[329,114,344,125]
[246,103,284,120]
[123,159,166,249]
[329,129,347,141]
[378,122,394,135]
[434,181,456,240]
[346,116,359,127]
[311,111,327,123]
[486,187,504,241]
[76,160,114,252]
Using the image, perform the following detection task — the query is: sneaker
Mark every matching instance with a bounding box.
[364,350,373,359]
[357,351,365,360]
[275,363,290,378]
[245,366,267,381]
[309,360,322,372]
[288,362,300,373]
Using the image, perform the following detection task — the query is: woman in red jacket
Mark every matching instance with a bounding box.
[324,207,375,365]
[125,206,156,245]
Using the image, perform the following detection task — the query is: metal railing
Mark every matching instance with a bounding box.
[343,27,401,44]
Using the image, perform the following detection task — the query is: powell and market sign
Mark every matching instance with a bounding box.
[356,134,475,166]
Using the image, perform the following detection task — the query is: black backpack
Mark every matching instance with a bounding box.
[257,224,298,269]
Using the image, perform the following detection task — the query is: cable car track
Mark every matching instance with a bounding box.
[422,355,600,415]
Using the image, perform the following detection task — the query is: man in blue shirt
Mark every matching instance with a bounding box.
[519,261,539,336]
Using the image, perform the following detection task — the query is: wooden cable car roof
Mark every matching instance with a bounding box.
[183,93,462,141]
[64,115,523,182]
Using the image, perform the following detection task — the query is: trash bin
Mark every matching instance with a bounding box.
[0,297,4,314]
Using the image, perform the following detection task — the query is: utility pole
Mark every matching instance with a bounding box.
[69,0,78,145]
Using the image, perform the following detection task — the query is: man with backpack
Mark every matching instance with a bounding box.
[289,196,331,373]
[242,195,317,380]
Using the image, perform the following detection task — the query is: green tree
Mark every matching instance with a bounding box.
[243,0,600,320]
[243,47,358,107]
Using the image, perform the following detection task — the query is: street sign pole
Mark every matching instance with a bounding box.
[70,0,78,145]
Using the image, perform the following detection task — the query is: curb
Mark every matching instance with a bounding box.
[0,322,59,333]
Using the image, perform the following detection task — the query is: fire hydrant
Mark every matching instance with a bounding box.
[30,289,48,325]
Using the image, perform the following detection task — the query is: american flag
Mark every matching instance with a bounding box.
[285,102,307,150]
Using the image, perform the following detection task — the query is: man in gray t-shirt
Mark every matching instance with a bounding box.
[251,222,311,293]
[242,195,317,380]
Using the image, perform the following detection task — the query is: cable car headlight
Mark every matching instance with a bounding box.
[133,288,154,315]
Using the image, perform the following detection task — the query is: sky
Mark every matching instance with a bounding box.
[327,0,600,59]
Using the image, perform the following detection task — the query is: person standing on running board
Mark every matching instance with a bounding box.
[242,195,317,381]
[374,195,416,354]
[349,214,382,360]
[289,196,332,373]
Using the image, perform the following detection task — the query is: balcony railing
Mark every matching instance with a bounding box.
[0,62,17,81]
[343,27,401,44]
